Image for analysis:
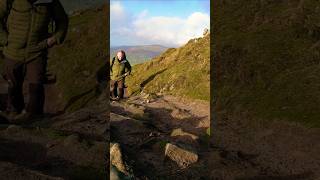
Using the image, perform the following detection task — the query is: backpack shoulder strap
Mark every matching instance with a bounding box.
[111,57,115,66]
[110,57,116,71]
[7,0,14,10]
[4,0,14,23]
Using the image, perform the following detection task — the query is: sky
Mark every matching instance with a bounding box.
[110,0,210,47]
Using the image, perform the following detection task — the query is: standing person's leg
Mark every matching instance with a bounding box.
[25,56,46,115]
[110,80,116,98]
[117,79,125,99]
[4,58,25,114]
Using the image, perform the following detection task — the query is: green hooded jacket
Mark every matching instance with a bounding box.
[0,0,68,61]
[110,57,131,81]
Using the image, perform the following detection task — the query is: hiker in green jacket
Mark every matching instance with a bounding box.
[0,0,68,123]
[110,50,131,100]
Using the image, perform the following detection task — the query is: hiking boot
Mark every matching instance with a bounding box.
[111,96,120,101]
[0,111,10,124]
[0,111,19,122]
[7,110,37,125]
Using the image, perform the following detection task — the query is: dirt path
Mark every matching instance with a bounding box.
[0,88,108,180]
[110,93,320,179]
[110,93,210,179]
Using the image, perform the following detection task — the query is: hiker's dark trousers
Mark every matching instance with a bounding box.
[110,79,125,98]
[4,56,46,114]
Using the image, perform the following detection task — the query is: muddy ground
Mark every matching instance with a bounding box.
[110,93,320,180]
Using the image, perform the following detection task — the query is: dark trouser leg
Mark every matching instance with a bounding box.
[110,80,117,98]
[25,56,46,115]
[4,58,25,113]
[117,80,124,99]
[27,84,44,114]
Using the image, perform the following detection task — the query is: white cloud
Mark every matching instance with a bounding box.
[110,1,125,21]
[136,9,148,19]
[110,2,210,47]
[132,12,210,46]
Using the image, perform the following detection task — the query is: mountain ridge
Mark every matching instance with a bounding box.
[110,45,168,65]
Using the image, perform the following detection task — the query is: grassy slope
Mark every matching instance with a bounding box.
[213,0,320,127]
[48,5,108,111]
[126,34,210,101]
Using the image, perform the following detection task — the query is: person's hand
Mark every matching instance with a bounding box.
[47,36,57,48]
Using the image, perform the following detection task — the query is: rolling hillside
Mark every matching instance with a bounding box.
[110,45,168,65]
[126,33,210,101]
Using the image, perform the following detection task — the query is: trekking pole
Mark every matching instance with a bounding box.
[115,73,130,81]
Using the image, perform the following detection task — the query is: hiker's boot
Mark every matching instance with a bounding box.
[8,109,32,124]
[0,111,18,124]
[0,111,8,123]
[9,109,45,125]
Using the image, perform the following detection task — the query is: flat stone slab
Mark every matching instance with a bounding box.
[165,143,198,168]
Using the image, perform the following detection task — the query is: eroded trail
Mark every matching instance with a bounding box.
[110,93,211,179]
[0,89,108,180]
[110,94,320,180]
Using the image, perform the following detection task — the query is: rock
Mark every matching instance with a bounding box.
[169,84,175,91]
[63,134,80,147]
[6,125,23,134]
[143,93,150,99]
[82,70,90,77]
[164,143,198,168]
[0,161,64,180]
[127,104,145,117]
[110,165,120,180]
[171,128,199,141]
[171,108,191,119]
[52,106,107,140]
[110,143,128,175]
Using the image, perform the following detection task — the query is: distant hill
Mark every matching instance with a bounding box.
[126,34,210,101]
[110,45,168,65]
